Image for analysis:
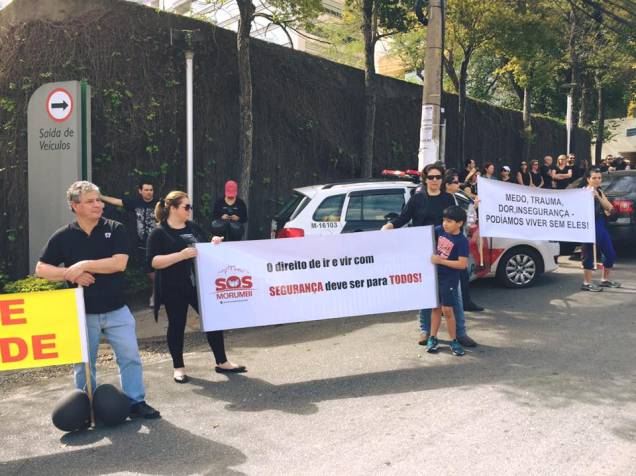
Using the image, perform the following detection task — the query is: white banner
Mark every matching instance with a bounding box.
[477,176,595,242]
[195,228,438,331]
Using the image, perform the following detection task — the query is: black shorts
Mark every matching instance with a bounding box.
[438,283,458,307]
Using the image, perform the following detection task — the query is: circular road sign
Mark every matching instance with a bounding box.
[46,88,73,123]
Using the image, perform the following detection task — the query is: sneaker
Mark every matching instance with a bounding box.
[581,282,603,292]
[463,302,484,312]
[417,333,429,346]
[457,335,477,347]
[426,336,439,353]
[450,339,465,356]
[130,401,161,419]
[599,280,621,288]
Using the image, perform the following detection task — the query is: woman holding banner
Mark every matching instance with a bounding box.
[581,169,620,292]
[382,164,477,348]
[147,191,246,383]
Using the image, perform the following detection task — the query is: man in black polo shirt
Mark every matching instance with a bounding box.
[36,181,160,419]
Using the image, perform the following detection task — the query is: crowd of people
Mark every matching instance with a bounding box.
[458,153,631,199]
[31,150,626,423]
[34,179,249,421]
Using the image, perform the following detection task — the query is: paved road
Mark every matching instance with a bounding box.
[1,254,635,475]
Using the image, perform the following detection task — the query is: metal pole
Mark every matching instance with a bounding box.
[418,0,444,169]
[186,51,194,203]
[566,92,573,154]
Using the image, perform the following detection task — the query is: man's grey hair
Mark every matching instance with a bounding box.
[66,181,100,210]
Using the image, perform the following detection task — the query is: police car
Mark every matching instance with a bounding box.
[271,170,560,288]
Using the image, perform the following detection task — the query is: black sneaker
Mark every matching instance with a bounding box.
[464,302,484,312]
[599,280,621,288]
[581,282,603,292]
[130,401,161,419]
[457,335,477,347]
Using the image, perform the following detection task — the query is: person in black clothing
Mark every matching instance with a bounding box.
[35,181,160,419]
[540,155,556,188]
[458,159,477,184]
[211,180,248,241]
[382,164,477,347]
[102,178,158,306]
[147,190,246,384]
[529,160,544,187]
[553,155,573,189]
[516,162,531,186]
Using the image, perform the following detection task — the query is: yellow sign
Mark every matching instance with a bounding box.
[0,288,87,371]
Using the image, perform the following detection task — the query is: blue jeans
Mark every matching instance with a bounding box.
[419,283,466,337]
[74,305,145,404]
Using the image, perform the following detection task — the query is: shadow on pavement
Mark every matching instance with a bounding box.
[0,418,246,476]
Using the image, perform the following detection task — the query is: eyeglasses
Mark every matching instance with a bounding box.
[181,204,192,211]
[426,175,442,180]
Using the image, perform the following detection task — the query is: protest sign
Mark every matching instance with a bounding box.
[0,288,88,371]
[477,176,595,242]
[195,227,438,331]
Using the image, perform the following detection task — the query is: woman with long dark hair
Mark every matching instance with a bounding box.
[580,169,620,292]
[529,160,543,187]
[516,162,531,186]
[147,191,246,383]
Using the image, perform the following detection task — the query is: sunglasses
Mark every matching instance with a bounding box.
[449,179,460,184]
[181,204,193,211]
[426,175,443,180]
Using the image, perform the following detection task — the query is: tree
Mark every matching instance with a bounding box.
[214,0,323,225]
[356,0,417,177]
[491,1,563,161]
[442,0,499,162]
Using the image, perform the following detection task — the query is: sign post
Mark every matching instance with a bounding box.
[28,81,91,271]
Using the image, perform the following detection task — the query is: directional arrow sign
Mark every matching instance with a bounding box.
[46,88,73,122]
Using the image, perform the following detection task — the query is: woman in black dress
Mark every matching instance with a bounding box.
[516,161,531,186]
[147,191,246,383]
[529,160,544,187]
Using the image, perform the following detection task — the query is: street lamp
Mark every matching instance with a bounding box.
[560,82,577,155]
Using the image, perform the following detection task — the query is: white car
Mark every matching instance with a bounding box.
[271,178,560,288]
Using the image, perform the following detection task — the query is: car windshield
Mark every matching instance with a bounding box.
[274,192,307,222]
[604,176,636,194]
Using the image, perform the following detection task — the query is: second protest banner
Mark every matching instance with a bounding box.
[195,227,438,331]
[477,176,595,242]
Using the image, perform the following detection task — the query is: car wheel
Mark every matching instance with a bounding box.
[496,247,543,288]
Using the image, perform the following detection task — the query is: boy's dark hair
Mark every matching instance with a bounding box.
[465,158,474,167]
[137,177,154,190]
[443,205,467,225]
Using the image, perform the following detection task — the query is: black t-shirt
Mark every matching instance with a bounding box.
[530,171,543,187]
[518,171,531,186]
[122,197,158,248]
[554,166,571,189]
[39,218,130,314]
[391,191,455,228]
[540,165,555,188]
[212,197,248,223]
[146,221,208,293]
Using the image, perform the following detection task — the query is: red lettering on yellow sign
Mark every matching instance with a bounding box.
[0,335,59,363]
[0,299,26,326]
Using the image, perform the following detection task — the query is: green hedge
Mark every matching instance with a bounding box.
[1,275,65,294]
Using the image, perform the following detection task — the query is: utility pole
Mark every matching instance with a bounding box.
[417,0,445,170]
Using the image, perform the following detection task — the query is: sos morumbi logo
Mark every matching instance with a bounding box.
[215,265,254,303]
